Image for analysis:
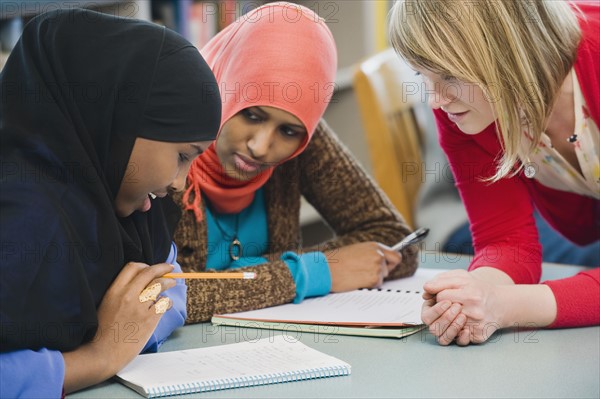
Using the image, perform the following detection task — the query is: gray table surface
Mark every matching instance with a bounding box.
[69,254,600,398]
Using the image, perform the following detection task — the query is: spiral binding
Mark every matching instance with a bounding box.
[359,287,422,294]
[146,364,350,397]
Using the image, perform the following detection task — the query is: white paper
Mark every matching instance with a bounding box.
[218,269,449,326]
[117,335,350,392]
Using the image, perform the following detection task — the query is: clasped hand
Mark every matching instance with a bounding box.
[421,269,507,346]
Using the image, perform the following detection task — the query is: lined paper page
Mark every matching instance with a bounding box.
[220,288,423,325]
[116,335,350,390]
[378,268,448,292]
[217,269,448,326]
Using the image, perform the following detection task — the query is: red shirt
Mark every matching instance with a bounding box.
[436,2,599,328]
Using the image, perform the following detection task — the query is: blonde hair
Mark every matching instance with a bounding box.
[389,0,581,181]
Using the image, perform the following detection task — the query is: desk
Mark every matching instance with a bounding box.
[70,254,599,398]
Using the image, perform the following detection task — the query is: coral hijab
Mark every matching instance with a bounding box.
[184,2,337,220]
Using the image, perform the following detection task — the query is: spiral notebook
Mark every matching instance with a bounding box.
[212,269,447,335]
[115,335,351,398]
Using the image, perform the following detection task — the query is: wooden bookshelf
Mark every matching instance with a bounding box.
[0,1,150,69]
[0,0,149,19]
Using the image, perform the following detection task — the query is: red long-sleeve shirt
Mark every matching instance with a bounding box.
[436,2,599,328]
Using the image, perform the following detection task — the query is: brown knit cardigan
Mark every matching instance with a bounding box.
[174,120,418,324]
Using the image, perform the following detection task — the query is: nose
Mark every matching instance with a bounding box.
[247,126,274,159]
[425,80,454,110]
[169,168,188,193]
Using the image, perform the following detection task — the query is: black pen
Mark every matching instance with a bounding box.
[391,227,430,252]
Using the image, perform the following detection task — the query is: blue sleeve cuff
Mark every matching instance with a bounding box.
[282,251,331,303]
[0,349,64,398]
[142,242,187,353]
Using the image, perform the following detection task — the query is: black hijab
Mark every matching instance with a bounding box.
[0,9,221,351]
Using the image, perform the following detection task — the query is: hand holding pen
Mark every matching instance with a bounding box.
[392,227,429,252]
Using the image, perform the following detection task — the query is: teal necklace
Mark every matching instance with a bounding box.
[211,210,242,261]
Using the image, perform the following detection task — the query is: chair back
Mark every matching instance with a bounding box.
[353,48,425,227]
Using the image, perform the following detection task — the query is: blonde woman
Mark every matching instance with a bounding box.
[390,0,599,345]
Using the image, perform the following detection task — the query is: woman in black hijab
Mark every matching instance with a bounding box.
[0,8,221,395]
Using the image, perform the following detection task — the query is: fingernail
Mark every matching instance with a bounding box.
[139,282,161,303]
[154,297,171,314]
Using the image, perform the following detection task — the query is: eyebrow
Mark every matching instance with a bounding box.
[190,144,204,155]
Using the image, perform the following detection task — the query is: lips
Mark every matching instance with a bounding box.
[233,153,265,173]
[446,110,468,123]
[141,195,152,212]
[142,191,167,213]
[150,191,168,198]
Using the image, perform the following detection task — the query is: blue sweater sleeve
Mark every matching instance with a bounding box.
[282,251,331,303]
[142,242,187,353]
[0,349,64,398]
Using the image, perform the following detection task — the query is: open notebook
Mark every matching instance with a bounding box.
[116,335,350,398]
[212,268,446,338]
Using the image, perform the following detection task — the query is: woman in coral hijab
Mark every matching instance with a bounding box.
[175,2,419,322]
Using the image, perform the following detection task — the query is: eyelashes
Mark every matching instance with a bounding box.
[241,108,305,139]
[242,108,261,122]
[179,153,190,164]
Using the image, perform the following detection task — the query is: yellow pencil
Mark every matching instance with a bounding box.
[162,272,256,280]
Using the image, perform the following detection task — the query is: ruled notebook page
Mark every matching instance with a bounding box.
[116,335,350,396]
[215,269,447,326]
[218,289,423,325]
[377,268,447,292]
